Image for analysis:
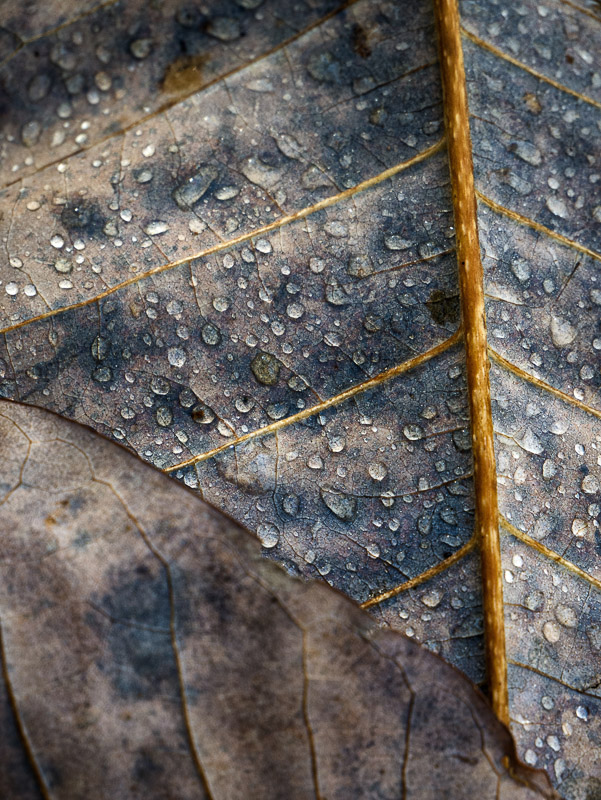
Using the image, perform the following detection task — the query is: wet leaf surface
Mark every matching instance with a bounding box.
[0,0,600,794]
[0,400,554,799]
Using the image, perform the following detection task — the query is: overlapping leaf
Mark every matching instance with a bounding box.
[0,400,555,799]
[0,0,600,794]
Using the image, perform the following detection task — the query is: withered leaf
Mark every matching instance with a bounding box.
[0,0,600,794]
[0,400,554,799]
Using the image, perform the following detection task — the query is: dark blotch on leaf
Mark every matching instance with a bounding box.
[60,200,107,238]
[133,751,165,784]
[426,289,460,325]
[96,568,177,700]
[307,51,341,84]
[352,24,371,59]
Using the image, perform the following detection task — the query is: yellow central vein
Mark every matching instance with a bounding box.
[462,27,601,111]
[436,0,508,724]
[489,348,601,420]
[164,329,462,473]
[477,190,601,263]
[500,515,601,593]
[0,138,445,337]
[361,536,477,609]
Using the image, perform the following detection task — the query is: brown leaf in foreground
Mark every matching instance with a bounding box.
[0,400,554,799]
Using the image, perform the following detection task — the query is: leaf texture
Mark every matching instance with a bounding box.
[0,400,555,799]
[0,0,599,794]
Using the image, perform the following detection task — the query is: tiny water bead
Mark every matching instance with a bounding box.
[257,523,279,549]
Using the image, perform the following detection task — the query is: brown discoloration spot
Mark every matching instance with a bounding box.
[523,91,542,114]
[160,54,208,96]
[352,23,371,58]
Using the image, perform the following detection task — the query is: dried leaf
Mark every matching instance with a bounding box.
[0,400,553,798]
[0,0,600,794]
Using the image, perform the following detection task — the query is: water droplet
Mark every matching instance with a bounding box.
[172,166,219,209]
[91,335,110,361]
[555,604,577,628]
[28,74,52,102]
[250,351,280,386]
[168,347,186,368]
[134,168,153,183]
[325,282,350,306]
[257,522,279,548]
[385,235,411,250]
[452,429,471,452]
[321,489,357,521]
[286,302,304,319]
[307,51,341,83]
[546,197,568,218]
[213,297,229,312]
[21,120,41,147]
[207,17,241,41]
[156,406,173,427]
[282,494,299,516]
[525,590,544,611]
[550,316,576,347]
[519,428,544,455]
[201,322,221,346]
[215,186,239,201]
[266,402,288,420]
[179,388,196,408]
[366,543,380,559]
[421,589,442,608]
[582,475,599,494]
[324,331,342,347]
[92,366,112,383]
[235,395,255,413]
[130,38,153,59]
[151,376,170,395]
[543,620,561,643]
[511,258,531,283]
[307,455,324,470]
[403,424,424,441]
[144,220,169,236]
[368,462,388,481]
[327,433,345,453]
[191,402,215,424]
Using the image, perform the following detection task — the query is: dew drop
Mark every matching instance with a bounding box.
[257,522,279,548]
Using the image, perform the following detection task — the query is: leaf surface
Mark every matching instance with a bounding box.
[0,0,600,794]
[0,400,554,799]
